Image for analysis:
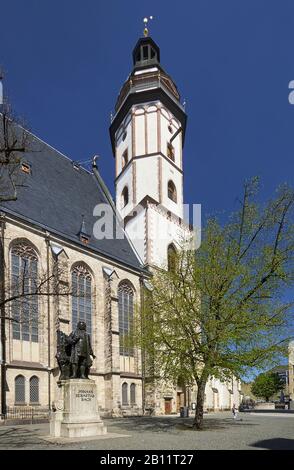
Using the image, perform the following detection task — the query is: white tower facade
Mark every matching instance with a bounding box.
[110,37,191,269]
[110,35,241,414]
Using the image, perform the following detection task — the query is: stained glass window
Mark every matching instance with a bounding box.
[130,383,136,405]
[118,282,134,356]
[122,382,128,406]
[167,180,177,203]
[11,243,38,342]
[29,376,39,404]
[72,265,92,333]
[15,375,25,403]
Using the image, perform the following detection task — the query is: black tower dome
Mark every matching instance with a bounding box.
[132,37,160,69]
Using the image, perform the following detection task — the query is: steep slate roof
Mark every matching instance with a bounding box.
[0,126,144,272]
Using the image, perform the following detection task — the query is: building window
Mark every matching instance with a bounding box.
[29,376,39,404]
[15,375,25,404]
[122,149,128,168]
[167,244,177,272]
[142,45,149,60]
[122,382,128,405]
[11,243,39,342]
[21,162,31,174]
[167,142,175,161]
[118,282,134,356]
[122,186,129,208]
[168,180,177,203]
[72,264,92,333]
[130,383,136,405]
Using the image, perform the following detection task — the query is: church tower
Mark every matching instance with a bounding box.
[110,33,190,269]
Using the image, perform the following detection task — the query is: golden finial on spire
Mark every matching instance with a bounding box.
[143,16,153,37]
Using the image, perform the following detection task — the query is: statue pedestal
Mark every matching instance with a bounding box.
[50,379,107,438]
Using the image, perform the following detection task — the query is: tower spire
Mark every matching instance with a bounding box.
[143,16,153,37]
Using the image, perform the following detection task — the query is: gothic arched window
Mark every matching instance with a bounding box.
[29,376,39,404]
[122,149,128,168]
[130,383,136,405]
[122,382,128,406]
[72,264,92,333]
[167,180,177,203]
[15,375,25,404]
[122,186,129,208]
[167,244,177,272]
[118,282,134,356]
[11,242,39,342]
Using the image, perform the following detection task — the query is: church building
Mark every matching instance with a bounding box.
[0,32,241,419]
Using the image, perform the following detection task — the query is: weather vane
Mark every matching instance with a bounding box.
[143,16,154,37]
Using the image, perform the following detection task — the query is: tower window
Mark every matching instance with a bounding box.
[167,142,175,161]
[122,186,129,208]
[167,244,177,272]
[142,46,149,60]
[122,149,128,169]
[168,180,177,203]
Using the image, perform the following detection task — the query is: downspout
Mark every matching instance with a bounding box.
[45,233,51,410]
[140,275,145,415]
[92,155,117,214]
[0,213,6,418]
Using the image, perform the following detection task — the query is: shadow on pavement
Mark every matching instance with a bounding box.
[107,416,257,433]
[0,426,61,449]
[250,438,294,450]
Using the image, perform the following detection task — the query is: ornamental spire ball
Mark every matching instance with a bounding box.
[143,16,154,37]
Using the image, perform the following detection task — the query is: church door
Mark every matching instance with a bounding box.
[164,398,172,414]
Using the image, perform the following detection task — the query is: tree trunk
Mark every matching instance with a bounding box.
[193,375,208,430]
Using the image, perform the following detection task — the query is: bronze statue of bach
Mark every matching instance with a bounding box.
[56,321,95,380]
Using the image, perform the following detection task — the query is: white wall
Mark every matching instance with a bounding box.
[125,208,146,264]
[147,205,190,268]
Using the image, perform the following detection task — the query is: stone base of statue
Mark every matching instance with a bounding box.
[50,379,107,438]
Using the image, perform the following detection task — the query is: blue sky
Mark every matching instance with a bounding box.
[0,0,293,217]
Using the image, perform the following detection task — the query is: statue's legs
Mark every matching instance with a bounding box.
[79,358,87,379]
[70,364,78,379]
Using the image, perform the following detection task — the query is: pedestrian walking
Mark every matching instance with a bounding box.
[232,403,238,420]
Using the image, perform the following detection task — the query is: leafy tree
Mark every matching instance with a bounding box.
[136,179,294,429]
[251,372,284,402]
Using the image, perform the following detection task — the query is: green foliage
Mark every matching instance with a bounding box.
[251,372,284,401]
[135,179,294,391]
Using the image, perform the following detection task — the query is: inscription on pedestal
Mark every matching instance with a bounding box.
[76,389,95,402]
[50,379,107,438]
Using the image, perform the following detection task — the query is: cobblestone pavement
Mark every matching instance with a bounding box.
[0,412,294,450]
